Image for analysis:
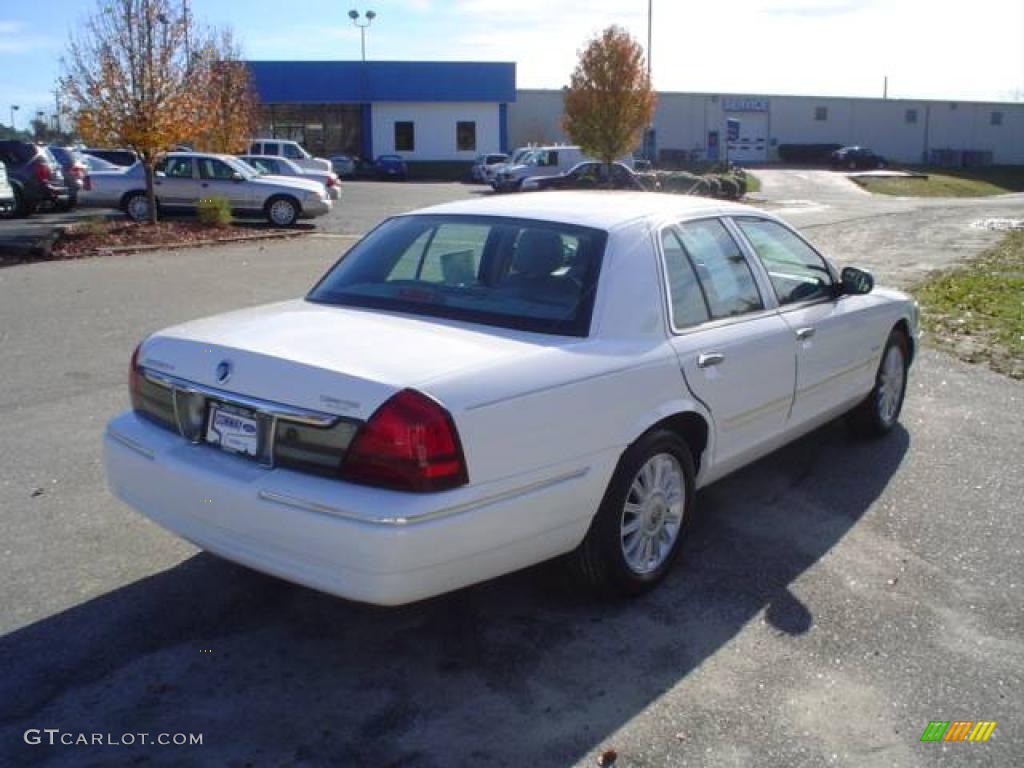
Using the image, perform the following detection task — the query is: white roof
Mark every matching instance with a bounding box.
[408,191,759,230]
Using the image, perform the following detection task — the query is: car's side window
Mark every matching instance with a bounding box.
[198,159,236,180]
[283,144,304,160]
[263,142,280,156]
[676,218,764,319]
[249,143,261,155]
[164,158,193,178]
[660,228,710,329]
[735,217,834,305]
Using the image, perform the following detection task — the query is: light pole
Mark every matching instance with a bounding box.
[348,9,376,62]
[10,105,19,131]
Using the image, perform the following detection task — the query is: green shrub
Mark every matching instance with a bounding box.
[197,196,232,228]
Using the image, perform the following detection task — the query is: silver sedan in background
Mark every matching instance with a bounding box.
[237,155,341,201]
[80,152,331,226]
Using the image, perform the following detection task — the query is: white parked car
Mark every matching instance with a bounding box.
[238,155,341,200]
[81,152,331,226]
[471,153,509,182]
[104,193,917,605]
[247,139,331,173]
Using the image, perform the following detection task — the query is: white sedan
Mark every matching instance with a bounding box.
[104,193,917,605]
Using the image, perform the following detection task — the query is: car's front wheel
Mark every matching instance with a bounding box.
[570,429,696,596]
[848,329,909,437]
[265,195,299,227]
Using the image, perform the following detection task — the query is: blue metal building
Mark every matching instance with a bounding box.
[247,61,516,163]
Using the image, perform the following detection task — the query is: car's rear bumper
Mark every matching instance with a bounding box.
[103,411,599,605]
[300,198,331,218]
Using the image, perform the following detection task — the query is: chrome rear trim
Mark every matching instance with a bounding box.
[107,426,155,459]
[141,368,340,427]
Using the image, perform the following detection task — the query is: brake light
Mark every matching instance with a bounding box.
[129,343,143,411]
[326,176,336,187]
[34,162,51,183]
[341,389,468,492]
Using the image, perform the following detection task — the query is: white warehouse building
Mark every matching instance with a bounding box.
[510,89,1024,165]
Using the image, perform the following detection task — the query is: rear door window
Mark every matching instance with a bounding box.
[263,142,280,156]
[675,218,763,319]
[660,229,711,329]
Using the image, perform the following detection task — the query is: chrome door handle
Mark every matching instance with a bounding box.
[697,352,725,368]
[795,327,816,340]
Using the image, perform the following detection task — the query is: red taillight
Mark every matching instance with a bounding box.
[327,176,337,187]
[341,389,468,492]
[34,162,51,183]
[129,343,143,411]
[73,163,87,178]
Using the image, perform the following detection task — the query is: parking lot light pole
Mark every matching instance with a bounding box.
[10,105,19,131]
[348,9,376,62]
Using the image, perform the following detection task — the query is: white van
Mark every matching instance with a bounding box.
[247,139,331,173]
[492,145,634,191]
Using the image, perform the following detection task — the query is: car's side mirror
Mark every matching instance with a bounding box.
[840,266,874,295]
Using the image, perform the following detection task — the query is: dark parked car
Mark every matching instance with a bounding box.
[373,154,408,180]
[48,146,89,209]
[527,161,648,191]
[0,141,71,216]
[830,146,887,170]
[82,147,139,167]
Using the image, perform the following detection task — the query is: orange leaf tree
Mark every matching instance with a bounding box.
[563,26,656,184]
[193,28,258,155]
[61,0,212,223]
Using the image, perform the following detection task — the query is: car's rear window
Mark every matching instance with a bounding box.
[307,214,608,337]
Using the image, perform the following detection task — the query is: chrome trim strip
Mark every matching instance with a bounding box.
[141,369,341,427]
[257,467,591,526]
[107,427,155,460]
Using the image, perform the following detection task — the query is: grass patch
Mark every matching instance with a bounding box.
[744,172,761,195]
[856,166,1024,197]
[913,230,1024,378]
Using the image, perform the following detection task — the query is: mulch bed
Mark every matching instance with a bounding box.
[0,218,308,267]
[54,219,306,258]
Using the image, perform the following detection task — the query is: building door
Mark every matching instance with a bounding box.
[725,112,768,162]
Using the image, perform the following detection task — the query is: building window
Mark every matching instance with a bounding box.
[991,111,1003,126]
[395,121,415,152]
[814,106,828,121]
[905,108,918,124]
[456,121,476,151]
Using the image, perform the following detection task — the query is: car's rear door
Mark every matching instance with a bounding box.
[662,218,795,473]
[732,216,878,426]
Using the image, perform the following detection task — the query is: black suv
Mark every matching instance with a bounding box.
[0,141,71,216]
[830,146,887,170]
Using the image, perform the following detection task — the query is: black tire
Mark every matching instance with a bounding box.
[12,186,30,218]
[569,428,697,597]
[123,191,151,222]
[265,195,299,227]
[847,329,909,438]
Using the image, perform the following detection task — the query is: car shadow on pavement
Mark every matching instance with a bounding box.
[0,420,909,767]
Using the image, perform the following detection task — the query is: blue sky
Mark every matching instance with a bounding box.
[2,0,1023,127]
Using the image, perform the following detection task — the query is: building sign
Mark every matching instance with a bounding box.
[722,96,769,112]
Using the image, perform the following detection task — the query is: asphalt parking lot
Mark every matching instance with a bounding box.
[1,175,1022,766]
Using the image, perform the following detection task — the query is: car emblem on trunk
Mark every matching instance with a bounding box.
[215,361,232,384]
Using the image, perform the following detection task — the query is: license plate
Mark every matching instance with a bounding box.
[206,404,260,457]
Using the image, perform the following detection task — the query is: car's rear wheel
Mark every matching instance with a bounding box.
[12,187,31,218]
[570,429,696,596]
[265,195,298,227]
[124,192,151,222]
[848,329,909,437]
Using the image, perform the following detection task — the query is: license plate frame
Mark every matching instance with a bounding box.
[206,402,261,458]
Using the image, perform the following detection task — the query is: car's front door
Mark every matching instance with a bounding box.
[662,218,796,475]
[154,157,198,208]
[733,216,878,427]
[197,157,250,209]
